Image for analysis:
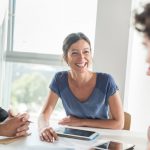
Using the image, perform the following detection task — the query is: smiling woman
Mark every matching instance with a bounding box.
[38,32,124,143]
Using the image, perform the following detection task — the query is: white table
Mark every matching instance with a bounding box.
[0,121,148,150]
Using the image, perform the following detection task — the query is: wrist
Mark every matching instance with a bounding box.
[80,119,85,126]
[38,113,50,132]
[38,121,49,132]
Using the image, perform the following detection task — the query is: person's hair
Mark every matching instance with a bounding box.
[62,32,91,59]
[134,3,150,39]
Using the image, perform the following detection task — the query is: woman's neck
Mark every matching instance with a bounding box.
[68,70,93,87]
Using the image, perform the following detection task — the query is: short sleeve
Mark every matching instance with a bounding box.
[49,73,60,97]
[106,74,119,98]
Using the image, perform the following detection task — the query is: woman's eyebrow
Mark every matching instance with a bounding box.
[70,49,79,52]
[83,48,90,50]
[70,48,90,52]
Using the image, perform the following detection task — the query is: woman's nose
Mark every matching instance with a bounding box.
[78,53,85,59]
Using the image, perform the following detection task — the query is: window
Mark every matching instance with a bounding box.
[1,0,97,117]
[11,0,97,54]
[10,62,67,118]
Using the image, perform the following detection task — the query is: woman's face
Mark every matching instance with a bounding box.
[66,39,92,73]
[143,35,150,76]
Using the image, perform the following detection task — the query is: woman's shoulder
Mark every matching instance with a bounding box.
[50,71,68,89]
[54,71,68,79]
[96,72,113,80]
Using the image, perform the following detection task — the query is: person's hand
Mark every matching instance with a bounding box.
[8,110,29,121]
[39,127,58,143]
[15,113,30,137]
[109,142,123,150]
[8,109,18,118]
[9,111,30,137]
[0,113,30,137]
[58,115,82,126]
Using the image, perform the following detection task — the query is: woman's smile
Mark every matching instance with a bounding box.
[75,62,87,68]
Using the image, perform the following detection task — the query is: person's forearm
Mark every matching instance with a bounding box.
[0,123,7,136]
[38,113,50,131]
[81,119,124,130]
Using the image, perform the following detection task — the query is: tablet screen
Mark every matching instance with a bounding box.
[56,127,98,140]
[62,128,95,136]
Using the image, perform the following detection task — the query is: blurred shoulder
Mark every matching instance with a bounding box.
[54,71,68,79]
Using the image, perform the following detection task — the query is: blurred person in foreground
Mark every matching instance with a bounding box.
[134,2,150,149]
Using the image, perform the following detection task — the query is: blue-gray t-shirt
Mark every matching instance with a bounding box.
[49,71,118,119]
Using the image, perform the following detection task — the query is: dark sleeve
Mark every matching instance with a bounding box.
[0,107,8,122]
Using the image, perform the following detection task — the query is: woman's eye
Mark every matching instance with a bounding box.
[84,51,90,54]
[72,52,78,55]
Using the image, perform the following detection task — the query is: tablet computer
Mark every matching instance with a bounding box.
[55,127,99,140]
[92,141,135,150]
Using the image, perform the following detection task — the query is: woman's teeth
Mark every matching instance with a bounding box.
[76,63,86,67]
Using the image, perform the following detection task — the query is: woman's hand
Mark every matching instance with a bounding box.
[58,115,82,126]
[39,127,58,143]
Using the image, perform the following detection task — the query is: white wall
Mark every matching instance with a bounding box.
[94,0,150,134]
[93,0,132,102]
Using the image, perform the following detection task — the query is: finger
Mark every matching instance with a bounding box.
[58,119,70,125]
[58,121,68,125]
[58,121,65,125]
[59,118,70,123]
[49,128,58,141]
[42,131,53,142]
[44,128,58,142]
[19,113,30,122]
[23,114,30,121]
[63,117,70,121]
[47,128,59,142]
[8,109,16,117]
[17,124,29,132]
[19,119,30,126]
[16,130,28,137]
